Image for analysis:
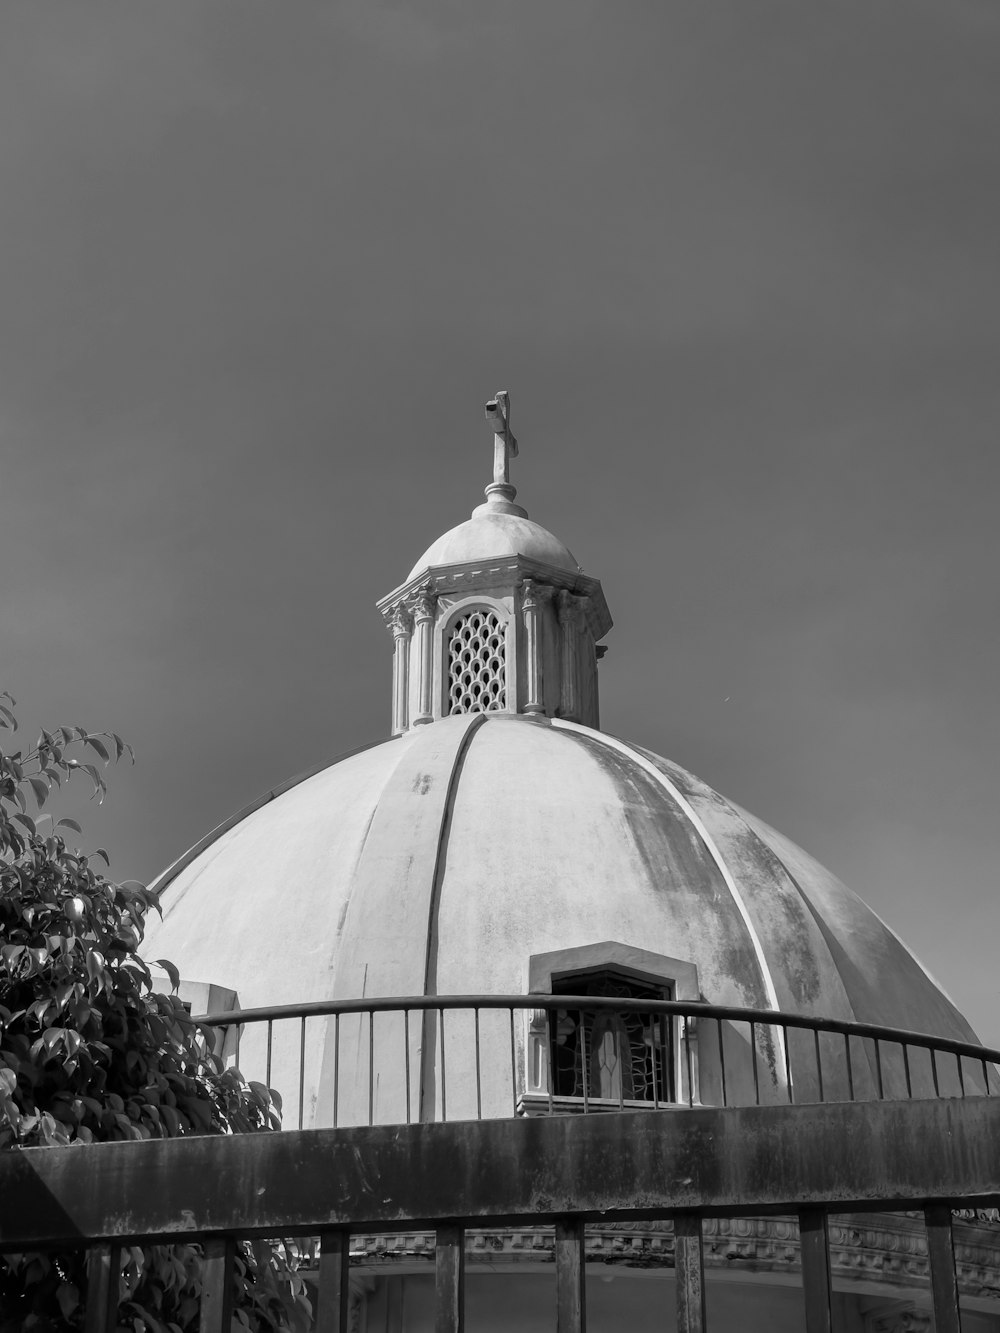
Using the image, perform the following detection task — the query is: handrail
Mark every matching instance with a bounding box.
[194,993,1000,1068]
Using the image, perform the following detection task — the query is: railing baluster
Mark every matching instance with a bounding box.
[298,1015,306,1130]
[555,1217,586,1333]
[84,1242,122,1333]
[369,1008,375,1125]
[957,1051,966,1098]
[784,1025,794,1104]
[814,1028,824,1102]
[930,1045,940,1098]
[474,1007,482,1120]
[404,1008,412,1125]
[684,1016,694,1107]
[674,1213,706,1333]
[545,1008,554,1114]
[435,1225,465,1333]
[751,1021,759,1105]
[717,1019,727,1107]
[874,1039,884,1100]
[439,1007,447,1122]
[200,1236,236,1333]
[333,1012,340,1129]
[925,1205,962,1333]
[317,1230,351,1333]
[581,1009,590,1114]
[983,1056,990,1094]
[799,1209,833,1333]
[509,1007,518,1115]
[844,1033,854,1101]
[651,1014,659,1110]
[265,1019,273,1091]
[903,1043,912,1099]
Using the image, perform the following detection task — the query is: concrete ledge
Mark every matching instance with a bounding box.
[3,1098,1000,1249]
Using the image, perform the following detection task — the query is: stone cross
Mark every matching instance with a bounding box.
[485,391,518,486]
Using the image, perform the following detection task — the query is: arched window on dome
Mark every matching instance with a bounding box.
[446,607,507,714]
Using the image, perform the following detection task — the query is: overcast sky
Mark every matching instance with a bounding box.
[3,2,999,1042]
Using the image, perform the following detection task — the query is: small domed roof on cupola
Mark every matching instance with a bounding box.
[408,512,580,581]
[407,389,581,579]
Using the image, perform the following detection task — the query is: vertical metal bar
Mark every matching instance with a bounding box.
[798,1209,833,1333]
[903,1044,912,1099]
[814,1028,824,1102]
[874,1039,884,1099]
[957,1052,966,1098]
[684,1017,694,1107]
[717,1019,727,1107]
[200,1236,236,1333]
[316,1231,352,1333]
[435,1225,465,1333]
[555,1217,586,1333]
[84,1242,122,1333]
[298,1015,306,1130]
[439,1007,447,1122]
[404,1009,412,1125]
[545,1008,555,1114]
[844,1033,854,1101]
[474,1007,483,1120]
[509,1008,518,1115]
[651,1015,659,1110]
[581,1010,590,1113]
[674,1213,706,1333]
[751,1021,759,1105]
[333,1012,340,1129]
[983,1057,990,1094]
[369,1008,376,1125]
[265,1019,273,1090]
[784,1025,794,1103]
[930,1046,940,1098]
[925,1205,962,1333]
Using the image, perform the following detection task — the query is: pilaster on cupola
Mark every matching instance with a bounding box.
[377,391,612,735]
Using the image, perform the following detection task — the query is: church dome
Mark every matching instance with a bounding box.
[140,390,986,1130]
[142,712,976,1049]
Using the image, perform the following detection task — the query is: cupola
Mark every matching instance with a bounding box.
[376,392,612,734]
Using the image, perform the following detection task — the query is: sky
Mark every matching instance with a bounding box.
[2,2,999,1042]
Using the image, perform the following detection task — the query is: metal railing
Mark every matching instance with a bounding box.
[193,995,1000,1131]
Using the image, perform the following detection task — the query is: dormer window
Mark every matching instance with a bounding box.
[550,969,674,1103]
[522,942,700,1114]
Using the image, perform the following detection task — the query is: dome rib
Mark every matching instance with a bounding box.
[551,720,783,1017]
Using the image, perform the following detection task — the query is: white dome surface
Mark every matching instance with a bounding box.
[143,713,976,1046]
[407,511,580,580]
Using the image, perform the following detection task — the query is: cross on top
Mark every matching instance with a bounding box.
[485,391,518,486]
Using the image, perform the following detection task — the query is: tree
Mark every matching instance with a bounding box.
[0,693,312,1332]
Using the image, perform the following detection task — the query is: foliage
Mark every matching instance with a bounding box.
[0,693,313,1332]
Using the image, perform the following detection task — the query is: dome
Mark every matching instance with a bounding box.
[143,712,975,1046]
[407,510,581,580]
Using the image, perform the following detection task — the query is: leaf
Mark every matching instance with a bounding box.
[85,735,110,763]
[56,817,82,834]
[93,847,111,865]
[27,776,49,808]
[12,812,36,836]
[0,703,16,731]
[155,959,181,993]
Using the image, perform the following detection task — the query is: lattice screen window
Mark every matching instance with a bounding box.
[447,609,506,714]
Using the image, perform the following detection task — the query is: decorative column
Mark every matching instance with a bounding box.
[388,605,413,736]
[521,579,550,715]
[411,585,437,726]
[556,591,585,722]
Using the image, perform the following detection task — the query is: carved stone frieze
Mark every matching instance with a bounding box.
[339,1214,1000,1301]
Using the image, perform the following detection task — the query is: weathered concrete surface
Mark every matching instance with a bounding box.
[2,1099,1000,1250]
